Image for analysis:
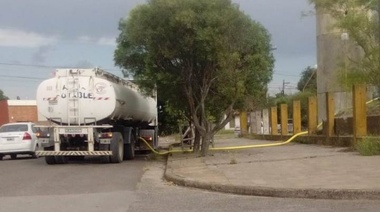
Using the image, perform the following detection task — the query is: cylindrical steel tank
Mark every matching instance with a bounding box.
[36,69,157,125]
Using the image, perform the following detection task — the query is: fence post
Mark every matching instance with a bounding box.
[255,111,262,134]
[270,107,278,135]
[262,109,270,134]
[326,92,335,137]
[308,96,318,135]
[280,104,288,135]
[239,111,248,136]
[293,100,301,134]
[353,84,367,141]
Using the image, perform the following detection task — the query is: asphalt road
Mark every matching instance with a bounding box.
[0,155,147,212]
[1,155,380,212]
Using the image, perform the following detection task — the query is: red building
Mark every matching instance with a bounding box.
[0,100,39,126]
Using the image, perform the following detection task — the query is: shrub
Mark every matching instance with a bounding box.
[355,137,380,156]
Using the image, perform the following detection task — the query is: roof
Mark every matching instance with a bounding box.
[7,100,37,106]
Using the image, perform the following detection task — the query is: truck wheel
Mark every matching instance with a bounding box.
[55,156,68,164]
[45,156,56,165]
[123,142,135,160]
[110,132,123,163]
[10,154,17,160]
[0,154,3,160]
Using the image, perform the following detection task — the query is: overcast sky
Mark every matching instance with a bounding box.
[0,0,316,99]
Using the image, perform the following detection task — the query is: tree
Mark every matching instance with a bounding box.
[0,89,8,101]
[297,66,317,92]
[309,0,379,86]
[114,0,274,156]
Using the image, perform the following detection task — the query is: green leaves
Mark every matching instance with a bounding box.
[297,66,317,92]
[0,89,8,101]
[114,0,274,137]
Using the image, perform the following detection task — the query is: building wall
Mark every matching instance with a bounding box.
[8,106,38,123]
[0,100,10,126]
[224,114,240,130]
[316,8,366,122]
[0,100,39,125]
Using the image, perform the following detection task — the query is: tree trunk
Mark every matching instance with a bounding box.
[200,133,211,156]
[193,130,201,153]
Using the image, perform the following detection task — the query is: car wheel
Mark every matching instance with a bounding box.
[10,154,17,160]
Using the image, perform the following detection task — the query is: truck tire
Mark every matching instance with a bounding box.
[10,154,17,160]
[45,156,56,165]
[55,156,68,164]
[44,147,56,165]
[110,132,123,163]
[123,142,135,160]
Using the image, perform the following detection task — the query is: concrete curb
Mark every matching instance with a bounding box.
[164,169,380,200]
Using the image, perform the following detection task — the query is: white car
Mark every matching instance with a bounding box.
[0,122,39,160]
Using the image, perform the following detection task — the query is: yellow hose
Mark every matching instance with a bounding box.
[209,131,308,151]
[138,137,193,155]
[139,97,378,155]
[139,130,308,155]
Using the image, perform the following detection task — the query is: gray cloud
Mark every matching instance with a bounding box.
[0,0,145,40]
[1,0,316,97]
[234,0,316,59]
[31,45,54,64]
[1,0,315,56]
[74,60,94,69]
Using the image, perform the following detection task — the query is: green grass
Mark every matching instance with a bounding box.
[355,137,380,156]
[216,129,235,135]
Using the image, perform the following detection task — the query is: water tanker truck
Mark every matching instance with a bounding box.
[35,68,158,164]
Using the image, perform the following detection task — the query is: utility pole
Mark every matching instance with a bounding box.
[282,80,290,95]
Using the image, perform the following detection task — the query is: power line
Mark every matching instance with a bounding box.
[0,62,122,74]
[273,72,300,78]
[0,74,44,80]
[0,62,57,68]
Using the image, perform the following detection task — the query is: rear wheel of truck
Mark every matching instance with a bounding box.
[124,141,135,160]
[45,156,56,164]
[110,132,123,163]
[123,128,135,160]
[44,147,56,165]
[55,156,68,164]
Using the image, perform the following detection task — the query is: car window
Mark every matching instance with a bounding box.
[0,124,28,132]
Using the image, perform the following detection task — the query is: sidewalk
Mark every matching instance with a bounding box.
[163,137,380,200]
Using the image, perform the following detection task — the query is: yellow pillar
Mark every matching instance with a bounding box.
[280,104,288,135]
[239,111,248,136]
[326,92,334,137]
[293,100,301,134]
[270,107,278,135]
[353,84,367,140]
[308,96,318,135]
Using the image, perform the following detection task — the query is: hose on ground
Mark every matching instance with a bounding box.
[139,130,308,155]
